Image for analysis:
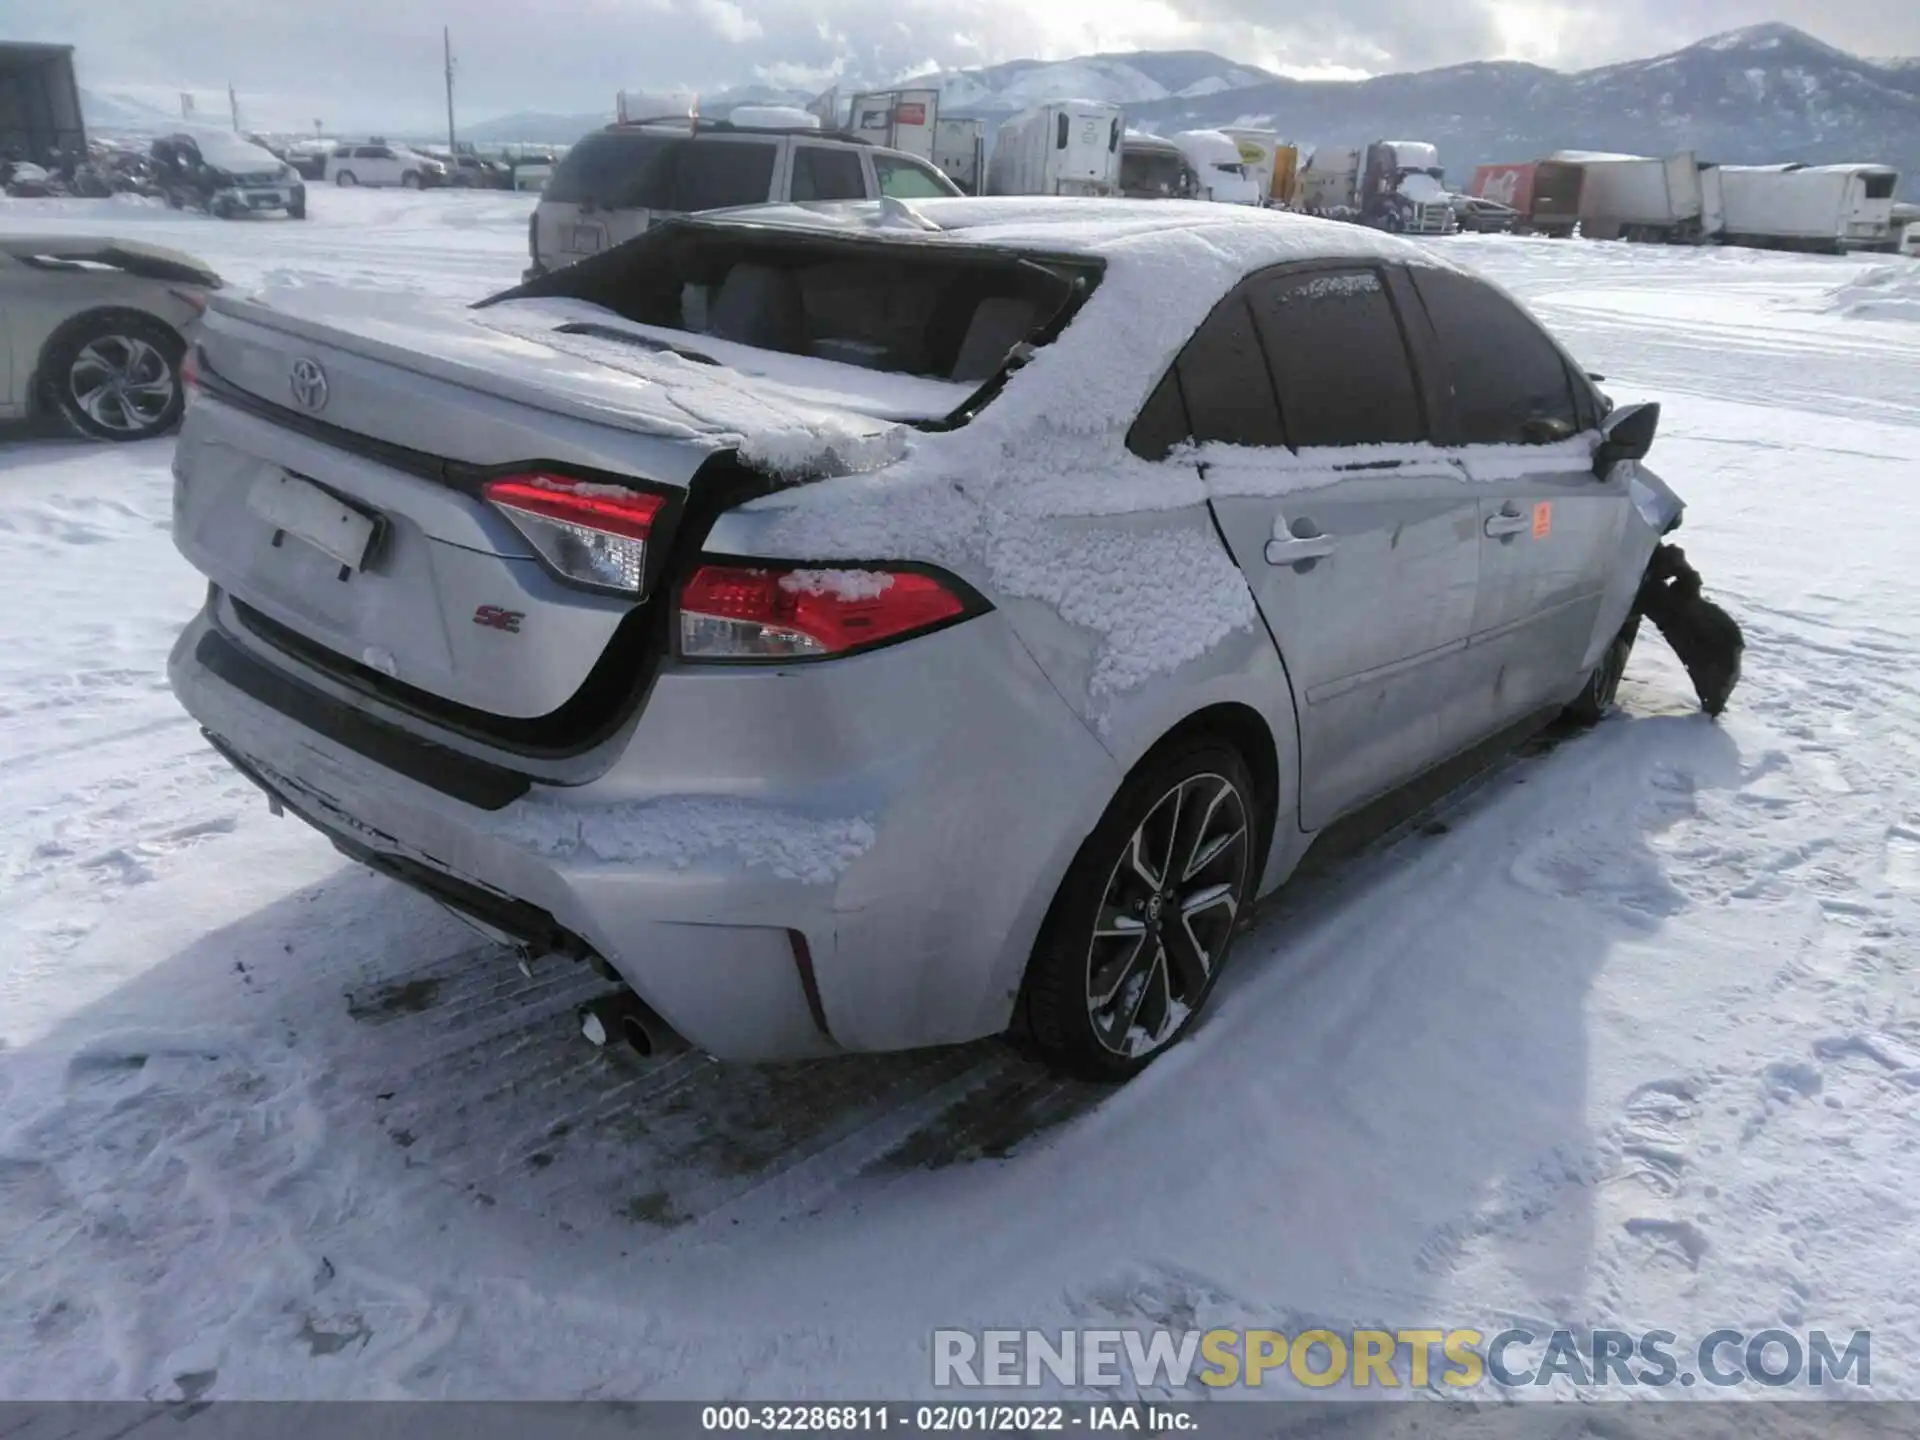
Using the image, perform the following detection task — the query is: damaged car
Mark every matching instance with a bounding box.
[164,198,1739,1081]
[0,235,221,440]
[151,130,307,219]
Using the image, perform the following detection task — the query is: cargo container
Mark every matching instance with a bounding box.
[0,42,85,168]
[1469,160,1583,237]
[932,116,985,194]
[1219,127,1299,207]
[1557,151,1723,243]
[1716,163,1900,253]
[847,89,940,165]
[985,101,1123,197]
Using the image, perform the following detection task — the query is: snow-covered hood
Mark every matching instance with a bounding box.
[208,286,966,480]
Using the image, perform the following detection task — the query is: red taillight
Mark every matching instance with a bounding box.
[483,473,666,594]
[678,563,971,661]
[180,347,202,392]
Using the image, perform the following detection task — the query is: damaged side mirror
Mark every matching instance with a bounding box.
[1594,401,1659,476]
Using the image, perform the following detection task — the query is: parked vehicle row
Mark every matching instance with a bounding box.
[1470,151,1904,253]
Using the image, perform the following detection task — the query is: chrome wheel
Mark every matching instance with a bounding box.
[1086,772,1249,1058]
[68,336,176,434]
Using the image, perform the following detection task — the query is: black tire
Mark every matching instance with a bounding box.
[1021,739,1261,1082]
[401,170,422,190]
[1565,616,1641,727]
[335,170,357,187]
[288,194,307,220]
[39,310,186,443]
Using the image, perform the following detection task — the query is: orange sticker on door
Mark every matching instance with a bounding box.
[1532,502,1552,539]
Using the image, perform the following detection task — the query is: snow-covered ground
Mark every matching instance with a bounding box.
[3,189,1919,1402]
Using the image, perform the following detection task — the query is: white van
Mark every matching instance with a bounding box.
[1902,220,1920,258]
[525,116,960,280]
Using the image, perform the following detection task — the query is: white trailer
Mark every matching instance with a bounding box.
[1717,163,1900,253]
[985,101,1123,198]
[932,116,985,194]
[847,89,940,164]
[1560,150,1724,243]
[1219,127,1284,205]
[1298,145,1362,213]
[1170,130,1262,204]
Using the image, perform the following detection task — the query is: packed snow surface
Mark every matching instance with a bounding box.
[3,193,1920,1403]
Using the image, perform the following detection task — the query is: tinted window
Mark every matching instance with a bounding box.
[1172,294,1285,448]
[546,131,680,206]
[874,155,958,199]
[1409,266,1578,444]
[545,132,775,212]
[1247,268,1424,448]
[790,145,866,202]
[1127,368,1190,460]
[671,140,778,211]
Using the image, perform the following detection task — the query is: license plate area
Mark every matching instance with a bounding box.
[247,471,383,574]
[565,224,604,254]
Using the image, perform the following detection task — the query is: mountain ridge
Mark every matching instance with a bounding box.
[81,25,1920,196]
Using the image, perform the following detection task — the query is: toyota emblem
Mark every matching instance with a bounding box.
[289,357,329,413]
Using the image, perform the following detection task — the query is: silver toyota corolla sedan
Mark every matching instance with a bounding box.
[166,198,1683,1081]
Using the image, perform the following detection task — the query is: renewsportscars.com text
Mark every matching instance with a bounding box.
[932,1327,1872,1390]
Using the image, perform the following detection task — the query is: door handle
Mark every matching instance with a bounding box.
[1265,534,1336,565]
[1484,512,1530,538]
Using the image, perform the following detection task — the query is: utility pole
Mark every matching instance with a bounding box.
[443,27,457,155]
[229,82,240,133]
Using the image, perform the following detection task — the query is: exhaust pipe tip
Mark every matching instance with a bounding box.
[578,985,687,1059]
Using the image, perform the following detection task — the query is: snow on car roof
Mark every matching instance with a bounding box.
[695,196,1432,267]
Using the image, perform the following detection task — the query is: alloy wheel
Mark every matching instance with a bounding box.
[68,337,176,434]
[1085,772,1249,1058]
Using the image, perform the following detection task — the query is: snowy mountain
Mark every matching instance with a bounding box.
[896,51,1276,115]
[430,25,1918,193]
[1121,25,1920,196]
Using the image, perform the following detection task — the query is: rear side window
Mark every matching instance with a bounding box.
[790,145,865,202]
[671,140,778,211]
[1408,266,1578,444]
[546,132,680,206]
[1172,294,1286,448]
[1247,268,1424,448]
[1056,114,1070,149]
[874,155,956,199]
[545,132,776,212]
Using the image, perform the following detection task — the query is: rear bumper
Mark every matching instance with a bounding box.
[168,597,1118,1062]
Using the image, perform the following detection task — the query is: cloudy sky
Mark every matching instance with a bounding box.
[15,0,1920,132]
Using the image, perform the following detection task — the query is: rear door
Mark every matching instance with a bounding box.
[1192,265,1481,830]
[1402,264,1626,729]
[787,143,867,203]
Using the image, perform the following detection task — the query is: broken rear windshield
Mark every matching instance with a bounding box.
[490,219,1100,394]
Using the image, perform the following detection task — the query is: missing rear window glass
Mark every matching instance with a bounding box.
[489,220,1099,393]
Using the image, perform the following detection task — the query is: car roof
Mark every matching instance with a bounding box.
[687,196,1430,264]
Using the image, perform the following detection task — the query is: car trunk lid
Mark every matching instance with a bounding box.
[178,287,931,735]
